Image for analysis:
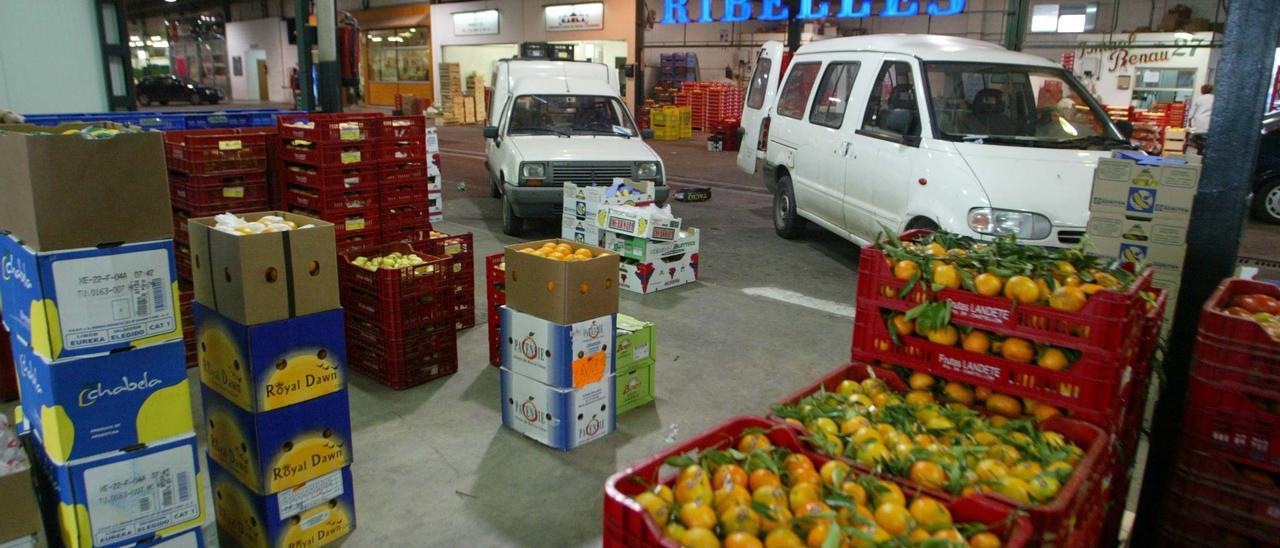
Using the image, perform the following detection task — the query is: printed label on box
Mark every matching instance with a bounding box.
[276,469,345,520]
[338,124,361,141]
[345,218,365,232]
[223,187,245,198]
[632,343,651,361]
[82,445,201,545]
[340,151,361,164]
[49,249,175,350]
[218,140,242,151]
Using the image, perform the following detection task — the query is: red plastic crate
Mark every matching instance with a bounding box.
[602,416,1034,548]
[165,129,271,175]
[281,141,376,168]
[381,204,431,228]
[277,113,382,142]
[856,230,1154,352]
[377,138,426,163]
[338,243,451,297]
[379,161,428,184]
[379,181,429,208]
[419,233,474,278]
[175,242,192,281]
[1193,278,1280,391]
[382,220,434,245]
[342,286,453,333]
[288,205,379,239]
[173,208,191,244]
[375,115,426,140]
[0,324,16,402]
[486,253,506,367]
[1162,468,1280,546]
[1185,374,1280,469]
[346,315,457,390]
[285,184,378,214]
[775,362,1109,548]
[1171,443,1280,533]
[170,172,268,211]
[336,234,380,256]
[282,164,379,192]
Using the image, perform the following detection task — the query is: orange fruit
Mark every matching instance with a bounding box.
[932,264,961,289]
[721,505,761,536]
[924,242,948,257]
[924,325,960,346]
[725,532,764,548]
[783,453,815,475]
[932,528,966,542]
[574,247,594,259]
[908,496,953,527]
[1033,405,1062,422]
[675,466,713,506]
[787,468,821,488]
[794,501,832,533]
[890,315,915,336]
[547,251,567,260]
[969,531,1003,548]
[905,390,935,407]
[1050,285,1088,312]
[788,481,822,512]
[749,469,782,491]
[1001,337,1035,363]
[681,527,722,548]
[651,484,675,504]
[714,485,752,514]
[986,394,1023,418]
[1081,283,1105,295]
[1003,276,1041,303]
[764,528,805,548]
[873,502,911,536]
[872,480,906,507]
[664,522,688,542]
[839,481,867,505]
[633,492,671,526]
[909,461,947,489]
[893,260,921,281]
[1035,278,1054,301]
[805,520,835,548]
[739,434,772,453]
[819,460,851,487]
[942,383,975,406]
[678,501,717,529]
[961,330,991,354]
[1036,348,1070,371]
[908,371,935,390]
[714,464,749,490]
[974,386,992,401]
[974,273,1003,296]
[759,504,793,534]
[908,528,931,541]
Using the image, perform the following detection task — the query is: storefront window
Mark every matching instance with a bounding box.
[367,27,429,83]
[1132,67,1198,107]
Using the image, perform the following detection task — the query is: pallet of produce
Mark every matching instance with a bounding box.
[773,363,1108,547]
[604,416,1032,547]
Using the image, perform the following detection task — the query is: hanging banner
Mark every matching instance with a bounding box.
[453,9,499,36]
[545,3,604,31]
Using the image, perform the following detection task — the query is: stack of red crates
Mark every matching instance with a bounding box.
[277,113,384,255]
[419,233,475,330]
[849,230,1165,547]
[1161,279,1280,545]
[376,116,434,247]
[675,82,744,131]
[338,243,458,389]
[485,253,505,366]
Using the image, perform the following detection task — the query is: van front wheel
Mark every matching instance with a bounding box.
[774,176,806,239]
[502,194,524,236]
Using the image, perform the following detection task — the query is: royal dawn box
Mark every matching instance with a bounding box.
[499,367,615,451]
[12,336,193,465]
[0,234,181,361]
[499,306,615,389]
[210,460,356,548]
[194,303,346,412]
[203,386,352,494]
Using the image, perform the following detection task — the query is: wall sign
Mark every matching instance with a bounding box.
[1076,33,1209,73]
[545,3,604,32]
[661,0,965,24]
[453,9,499,36]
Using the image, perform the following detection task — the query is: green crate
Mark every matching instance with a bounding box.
[616,314,656,370]
[616,361,655,414]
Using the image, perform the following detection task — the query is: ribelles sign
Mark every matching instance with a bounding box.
[661,0,966,24]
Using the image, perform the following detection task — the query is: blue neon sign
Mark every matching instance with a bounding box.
[661,0,966,24]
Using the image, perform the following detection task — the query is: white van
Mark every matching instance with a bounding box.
[738,35,1130,247]
[484,58,669,235]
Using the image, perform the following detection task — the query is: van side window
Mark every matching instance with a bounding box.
[861,62,920,137]
[808,62,861,129]
[776,62,822,120]
[746,57,773,110]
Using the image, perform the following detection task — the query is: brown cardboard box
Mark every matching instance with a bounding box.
[0,123,172,251]
[189,211,340,325]
[504,239,619,324]
[0,467,40,545]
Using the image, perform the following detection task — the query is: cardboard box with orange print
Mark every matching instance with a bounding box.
[499,306,614,389]
[499,366,615,451]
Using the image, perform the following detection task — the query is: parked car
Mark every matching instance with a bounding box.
[1251,110,1280,224]
[484,58,668,235]
[737,35,1131,247]
[136,75,224,106]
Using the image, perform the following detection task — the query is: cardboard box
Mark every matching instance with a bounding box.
[619,252,699,294]
[194,303,346,413]
[1090,237,1187,281]
[499,367,615,451]
[562,180,657,224]
[203,386,352,495]
[603,228,700,262]
[561,216,608,247]
[189,211,340,326]
[615,314,656,370]
[210,461,356,548]
[1086,212,1187,246]
[1089,155,1201,222]
[0,422,40,546]
[0,234,182,361]
[499,306,615,389]
[13,337,193,465]
[133,527,203,547]
[0,124,173,251]
[29,433,204,548]
[616,361,655,415]
[503,239,619,324]
[600,206,681,241]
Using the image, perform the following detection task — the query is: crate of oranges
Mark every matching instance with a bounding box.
[503,239,619,325]
[603,416,1033,548]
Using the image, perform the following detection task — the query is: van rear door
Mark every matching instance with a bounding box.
[737,41,784,174]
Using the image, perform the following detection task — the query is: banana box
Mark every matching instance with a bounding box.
[615,314,656,371]
[562,180,657,223]
[0,234,181,361]
[604,227,699,263]
[12,336,193,465]
[499,367,615,451]
[618,252,699,294]
[210,460,355,548]
[561,216,607,247]
[27,433,204,548]
[499,306,614,388]
[202,386,352,495]
[1089,154,1201,223]
[194,302,346,412]
[600,206,682,242]
[1089,237,1187,282]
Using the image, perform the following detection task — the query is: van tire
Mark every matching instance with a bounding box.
[502,194,523,236]
[1253,178,1280,224]
[491,173,502,198]
[906,217,940,232]
[774,176,806,239]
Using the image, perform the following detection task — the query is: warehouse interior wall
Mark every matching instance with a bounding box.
[225,18,297,104]
[0,0,108,113]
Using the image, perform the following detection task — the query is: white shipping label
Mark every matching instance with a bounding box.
[277,469,345,519]
[51,249,175,350]
[81,445,200,545]
[300,509,331,531]
[633,343,651,361]
[149,529,200,548]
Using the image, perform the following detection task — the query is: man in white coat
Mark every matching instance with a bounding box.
[1187,84,1215,133]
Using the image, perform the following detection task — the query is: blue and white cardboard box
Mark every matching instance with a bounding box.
[130,525,204,547]
[202,386,352,495]
[499,306,614,389]
[0,234,182,361]
[12,335,193,465]
[209,459,356,548]
[27,432,204,548]
[499,367,615,451]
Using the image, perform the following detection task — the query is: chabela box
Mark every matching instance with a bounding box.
[499,306,615,389]
[0,234,182,361]
[195,303,346,412]
[210,460,356,548]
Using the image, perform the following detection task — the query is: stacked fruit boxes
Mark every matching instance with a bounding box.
[376,115,434,247]
[339,243,459,389]
[189,211,357,547]
[419,232,476,329]
[278,113,385,255]
[0,124,205,546]
[1161,279,1280,545]
[614,314,656,415]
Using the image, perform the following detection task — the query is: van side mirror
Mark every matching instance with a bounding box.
[884,109,914,135]
[483,126,499,139]
[640,128,654,139]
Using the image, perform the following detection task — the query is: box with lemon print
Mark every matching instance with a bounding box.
[194,303,346,413]
[11,336,193,465]
[202,385,352,495]
[209,460,356,548]
[0,234,182,362]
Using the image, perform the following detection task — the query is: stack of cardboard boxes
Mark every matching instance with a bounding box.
[437,63,464,125]
[615,314,656,414]
[499,240,620,450]
[1088,152,1201,327]
[0,124,206,546]
[189,211,357,547]
[426,127,444,224]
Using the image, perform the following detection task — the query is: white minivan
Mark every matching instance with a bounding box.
[484,58,669,235]
[738,34,1130,247]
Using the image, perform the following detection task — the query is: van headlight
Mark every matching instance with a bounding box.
[637,162,660,179]
[968,208,1053,240]
[520,163,546,179]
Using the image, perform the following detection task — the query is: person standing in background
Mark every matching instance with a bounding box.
[1187,83,1215,134]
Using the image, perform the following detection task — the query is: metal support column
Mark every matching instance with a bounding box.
[315,0,341,112]
[785,0,802,52]
[294,0,313,111]
[633,0,645,116]
[1130,0,1280,544]
[95,0,135,110]
[1003,0,1029,51]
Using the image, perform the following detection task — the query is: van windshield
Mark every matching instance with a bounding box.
[924,62,1128,149]
[507,94,638,137]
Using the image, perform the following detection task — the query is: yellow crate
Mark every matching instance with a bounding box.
[652,125,680,141]
[678,106,692,138]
